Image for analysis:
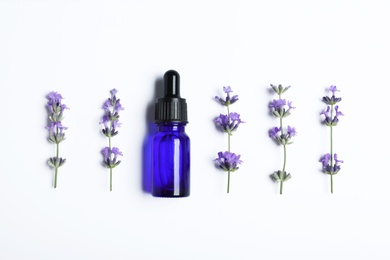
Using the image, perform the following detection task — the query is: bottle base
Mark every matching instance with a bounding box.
[151,189,190,198]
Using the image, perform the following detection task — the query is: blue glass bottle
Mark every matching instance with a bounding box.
[152,70,190,197]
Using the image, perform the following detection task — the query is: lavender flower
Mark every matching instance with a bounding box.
[320,85,344,193]
[214,86,239,106]
[214,86,244,193]
[269,98,295,118]
[101,89,124,191]
[101,147,123,168]
[320,153,344,175]
[322,85,342,105]
[214,151,242,172]
[46,91,68,188]
[214,112,244,134]
[269,125,297,145]
[268,84,296,194]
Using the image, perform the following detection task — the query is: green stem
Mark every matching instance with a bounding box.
[330,104,334,194]
[227,106,231,193]
[227,105,231,152]
[110,168,112,192]
[54,142,59,188]
[109,136,112,192]
[54,167,58,188]
[279,117,283,135]
[331,174,333,194]
[227,133,231,193]
[108,113,113,190]
[279,144,287,195]
[330,106,333,163]
[228,133,231,153]
[227,170,230,193]
[282,144,287,173]
[330,126,334,194]
[279,92,287,195]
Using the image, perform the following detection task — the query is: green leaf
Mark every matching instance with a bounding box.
[47,159,56,168]
[279,170,285,179]
[271,85,279,94]
[272,111,280,117]
[271,172,280,182]
[59,158,66,167]
[48,135,56,143]
[278,85,283,93]
[283,111,290,118]
[284,174,291,181]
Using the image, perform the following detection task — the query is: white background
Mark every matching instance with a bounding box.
[1,0,389,259]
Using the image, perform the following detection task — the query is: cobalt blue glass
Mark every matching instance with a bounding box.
[152,70,190,197]
[152,123,190,197]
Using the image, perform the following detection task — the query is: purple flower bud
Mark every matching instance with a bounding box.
[229,112,242,122]
[334,153,344,166]
[214,96,224,105]
[321,106,330,116]
[114,101,124,112]
[269,127,281,138]
[111,147,123,161]
[100,115,109,128]
[223,86,232,93]
[47,91,63,104]
[320,153,331,167]
[287,101,295,110]
[334,105,344,118]
[102,99,112,111]
[287,126,297,137]
[321,106,332,124]
[110,89,118,96]
[230,95,239,104]
[101,147,111,161]
[112,120,122,130]
[329,85,339,96]
[214,113,229,126]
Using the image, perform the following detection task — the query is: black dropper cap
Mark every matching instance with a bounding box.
[155,70,188,123]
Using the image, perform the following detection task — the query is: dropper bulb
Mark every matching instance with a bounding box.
[155,69,187,123]
[164,70,180,97]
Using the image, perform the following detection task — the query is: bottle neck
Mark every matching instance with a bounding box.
[156,122,186,132]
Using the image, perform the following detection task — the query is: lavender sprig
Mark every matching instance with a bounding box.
[269,84,296,194]
[100,89,124,191]
[320,85,344,193]
[214,86,244,193]
[46,91,69,188]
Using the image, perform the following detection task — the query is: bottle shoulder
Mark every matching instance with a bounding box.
[154,130,189,139]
